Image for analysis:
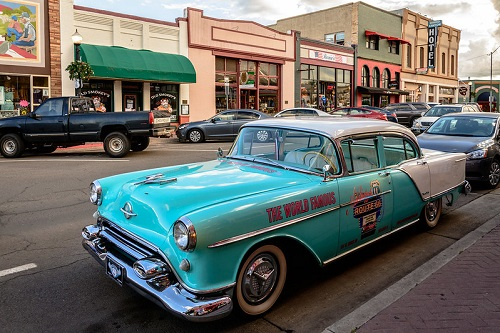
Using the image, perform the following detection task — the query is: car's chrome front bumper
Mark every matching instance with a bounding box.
[82,224,233,322]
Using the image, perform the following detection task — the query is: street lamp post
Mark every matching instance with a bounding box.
[351,44,358,107]
[71,29,83,96]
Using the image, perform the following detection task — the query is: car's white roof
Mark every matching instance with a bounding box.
[244,116,416,140]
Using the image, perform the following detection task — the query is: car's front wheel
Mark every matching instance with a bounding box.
[420,198,442,229]
[188,129,204,143]
[104,132,131,158]
[236,244,287,316]
[486,159,500,188]
[0,133,25,158]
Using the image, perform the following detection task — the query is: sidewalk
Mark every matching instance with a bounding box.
[324,196,500,333]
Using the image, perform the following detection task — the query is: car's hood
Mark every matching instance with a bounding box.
[417,134,489,153]
[97,159,313,247]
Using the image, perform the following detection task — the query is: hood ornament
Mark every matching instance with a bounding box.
[134,173,177,185]
[120,202,137,219]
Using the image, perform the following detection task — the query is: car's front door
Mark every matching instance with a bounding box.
[24,98,67,143]
[336,137,393,255]
[204,111,238,140]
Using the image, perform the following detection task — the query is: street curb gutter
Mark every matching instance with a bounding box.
[323,197,500,333]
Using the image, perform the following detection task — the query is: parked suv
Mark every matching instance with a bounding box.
[383,102,431,127]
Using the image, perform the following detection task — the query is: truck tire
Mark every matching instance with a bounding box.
[131,136,150,151]
[0,133,25,158]
[104,132,131,158]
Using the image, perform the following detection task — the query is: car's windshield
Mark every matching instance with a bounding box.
[424,106,460,117]
[228,126,341,174]
[426,116,496,137]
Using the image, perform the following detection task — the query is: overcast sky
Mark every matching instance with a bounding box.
[74,0,500,80]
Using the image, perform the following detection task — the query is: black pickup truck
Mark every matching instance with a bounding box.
[0,97,171,158]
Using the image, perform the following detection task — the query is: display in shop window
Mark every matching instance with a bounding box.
[0,0,41,63]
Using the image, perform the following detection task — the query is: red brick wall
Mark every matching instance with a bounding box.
[48,0,61,96]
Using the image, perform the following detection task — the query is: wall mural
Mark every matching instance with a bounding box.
[0,0,41,64]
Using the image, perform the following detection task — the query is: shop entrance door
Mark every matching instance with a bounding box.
[240,89,256,109]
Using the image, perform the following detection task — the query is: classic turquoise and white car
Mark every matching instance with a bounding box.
[82,117,469,322]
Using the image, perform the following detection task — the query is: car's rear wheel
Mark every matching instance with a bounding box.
[420,198,442,229]
[104,132,131,158]
[486,159,500,188]
[0,133,25,158]
[188,129,204,143]
[236,245,287,316]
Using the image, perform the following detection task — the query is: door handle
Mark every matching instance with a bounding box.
[417,161,427,165]
[378,171,390,177]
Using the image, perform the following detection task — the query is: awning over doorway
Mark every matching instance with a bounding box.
[79,44,196,83]
[358,86,409,95]
[364,30,410,45]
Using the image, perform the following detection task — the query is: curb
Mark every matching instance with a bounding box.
[323,196,500,333]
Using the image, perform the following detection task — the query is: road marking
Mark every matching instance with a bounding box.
[0,263,37,277]
[0,159,129,163]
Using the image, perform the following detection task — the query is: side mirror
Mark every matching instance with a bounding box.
[322,164,333,181]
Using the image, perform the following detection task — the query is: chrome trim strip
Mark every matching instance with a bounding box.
[339,189,392,208]
[323,218,420,265]
[208,205,340,248]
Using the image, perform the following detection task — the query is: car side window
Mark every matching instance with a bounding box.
[341,137,379,173]
[383,137,417,166]
[71,99,93,113]
[35,99,64,116]
[237,111,259,120]
[215,112,236,121]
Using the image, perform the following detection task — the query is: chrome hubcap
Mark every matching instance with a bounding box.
[489,162,500,186]
[109,138,123,153]
[426,201,438,221]
[189,131,201,142]
[242,254,277,304]
[3,140,16,153]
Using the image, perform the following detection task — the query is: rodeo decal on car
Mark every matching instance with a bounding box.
[351,181,383,239]
[265,191,336,223]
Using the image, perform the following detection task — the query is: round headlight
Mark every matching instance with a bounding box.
[173,219,196,252]
[90,181,102,205]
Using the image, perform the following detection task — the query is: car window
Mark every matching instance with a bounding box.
[276,110,295,117]
[71,99,94,113]
[237,111,260,120]
[334,109,349,115]
[35,98,65,116]
[229,127,341,174]
[214,111,237,121]
[382,137,418,165]
[341,137,379,173]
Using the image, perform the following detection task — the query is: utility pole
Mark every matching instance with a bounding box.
[490,45,500,112]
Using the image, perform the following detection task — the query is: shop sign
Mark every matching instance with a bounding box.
[239,71,255,88]
[309,50,348,64]
[388,81,398,89]
[416,67,428,75]
[459,86,468,96]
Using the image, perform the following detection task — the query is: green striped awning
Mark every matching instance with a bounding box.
[80,44,196,83]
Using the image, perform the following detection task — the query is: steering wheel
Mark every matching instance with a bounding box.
[302,151,337,173]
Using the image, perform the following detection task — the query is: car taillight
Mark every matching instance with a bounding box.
[149,112,154,124]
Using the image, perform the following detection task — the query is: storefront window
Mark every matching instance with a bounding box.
[150,83,179,120]
[0,75,30,117]
[362,94,371,106]
[215,57,238,112]
[81,80,113,113]
[300,64,317,108]
[337,83,351,107]
[381,95,389,107]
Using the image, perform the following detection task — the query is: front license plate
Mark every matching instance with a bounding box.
[106,257,124,286]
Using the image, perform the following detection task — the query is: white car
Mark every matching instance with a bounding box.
[412,104,479,133]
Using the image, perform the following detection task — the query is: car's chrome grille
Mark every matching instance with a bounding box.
[99,218,160,262]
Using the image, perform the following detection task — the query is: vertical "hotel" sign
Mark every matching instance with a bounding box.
[428,20,442,69]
